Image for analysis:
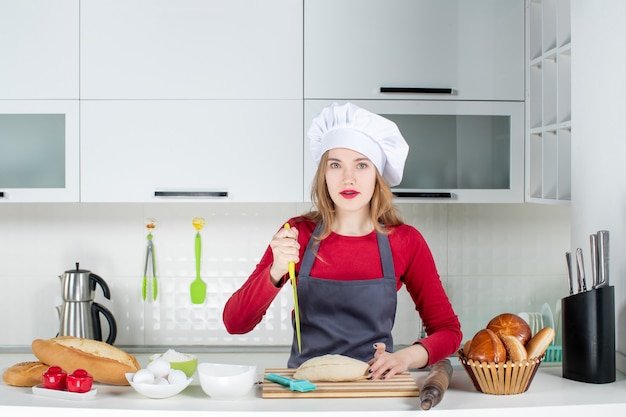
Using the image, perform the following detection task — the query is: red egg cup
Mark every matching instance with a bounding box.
[66,369,94,393]
[42,366,67,391]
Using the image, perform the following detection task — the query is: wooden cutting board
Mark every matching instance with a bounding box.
[262,368,420,398]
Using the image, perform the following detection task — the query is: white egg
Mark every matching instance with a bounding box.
[133,369,155,384]
[168,369,187,385]
[147,358,171,379]
[154,377,169,385]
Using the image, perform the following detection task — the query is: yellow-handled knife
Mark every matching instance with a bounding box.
[284,223,302,352]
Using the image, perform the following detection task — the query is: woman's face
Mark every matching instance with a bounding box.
[324,147,377,214]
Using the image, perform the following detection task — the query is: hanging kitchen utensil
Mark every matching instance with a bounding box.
[284,223,301,352]
[142,218,158,301]
[190,217,207,304]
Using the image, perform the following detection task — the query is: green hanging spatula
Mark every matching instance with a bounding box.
[190,217,207,304]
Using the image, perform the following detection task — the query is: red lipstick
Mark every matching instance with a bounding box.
[340,189,359,199]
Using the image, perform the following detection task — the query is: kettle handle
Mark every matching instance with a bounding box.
[89,273,111,300]
[92,302,117,345]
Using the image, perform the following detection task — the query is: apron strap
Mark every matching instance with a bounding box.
[299,223,324,277]
[376,229,396,280]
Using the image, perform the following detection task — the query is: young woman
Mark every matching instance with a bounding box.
[223,102,462,380]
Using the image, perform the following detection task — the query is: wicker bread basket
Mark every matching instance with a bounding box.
[458,350,544,395]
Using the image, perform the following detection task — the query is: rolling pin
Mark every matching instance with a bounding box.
[419,358,453,410]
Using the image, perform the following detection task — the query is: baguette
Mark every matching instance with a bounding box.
[31,336,140,386]
[2,361,48,387]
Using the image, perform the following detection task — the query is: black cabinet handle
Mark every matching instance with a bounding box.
[380,87,454,95]
[392,191,453,199]
[154,190,228,198]
[0,191,4,198]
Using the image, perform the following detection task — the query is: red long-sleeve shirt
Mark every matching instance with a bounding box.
[222,216,462,367]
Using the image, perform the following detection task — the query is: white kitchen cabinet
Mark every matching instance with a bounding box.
[526,0,571,204]
[80,0,302,100]
[0,100,80,202]
[0,0,79,99]
[304,100,525,204]
[80,100,303,202]
[304,0,525,101]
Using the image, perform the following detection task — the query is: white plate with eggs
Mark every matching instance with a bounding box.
[126,358,192,399]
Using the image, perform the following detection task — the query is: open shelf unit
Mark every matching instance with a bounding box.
[526,0,571,204]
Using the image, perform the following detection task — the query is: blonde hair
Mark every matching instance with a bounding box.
[305,151,404,241]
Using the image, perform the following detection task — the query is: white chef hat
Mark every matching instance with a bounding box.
[308,102,409,187]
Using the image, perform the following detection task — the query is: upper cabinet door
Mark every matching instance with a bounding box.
[305,0,524,101]
[80,100,303,203]
[0,100,80,202]
[304,99,525,204]
[80,0,303,99]
[0,0,79,99]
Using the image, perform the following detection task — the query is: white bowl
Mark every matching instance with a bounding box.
[197,363,256,400]
[125,373,192,399]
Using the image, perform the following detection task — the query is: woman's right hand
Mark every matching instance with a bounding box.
[268,225,300,285]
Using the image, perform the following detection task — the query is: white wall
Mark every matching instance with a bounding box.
[571,0,626,372]
[0,202,570,351]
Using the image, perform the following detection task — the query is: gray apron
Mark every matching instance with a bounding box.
[287,223,398,368]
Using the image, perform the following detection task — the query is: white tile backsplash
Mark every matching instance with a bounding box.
[0,202,570,349]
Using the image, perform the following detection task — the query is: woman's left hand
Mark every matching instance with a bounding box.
[367,343,428,380]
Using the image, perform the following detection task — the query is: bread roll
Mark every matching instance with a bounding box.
[487,313,532,345]
[293,354,369,382]
[500,335,528,362]
[525,327,555,359]
[462,339,472,356]
[31,336,140,386]
[2,361,48,387]
[467,328,507,363]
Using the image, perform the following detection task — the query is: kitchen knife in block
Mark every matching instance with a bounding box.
[596,230,609,288]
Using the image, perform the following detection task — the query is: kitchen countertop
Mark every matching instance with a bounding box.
[1,351,625,416]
